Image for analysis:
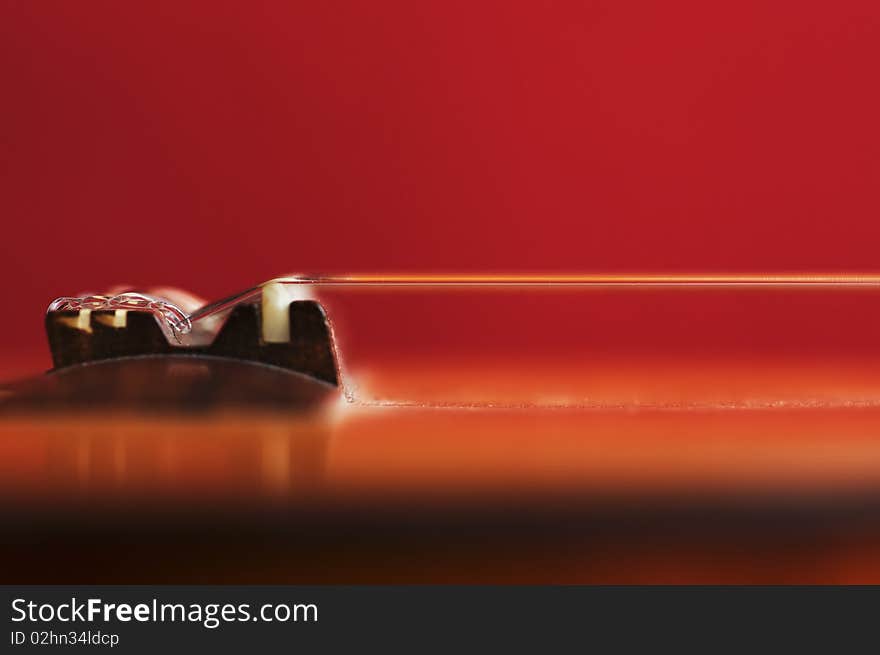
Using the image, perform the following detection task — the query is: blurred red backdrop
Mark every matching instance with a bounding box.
[2,1,880,372]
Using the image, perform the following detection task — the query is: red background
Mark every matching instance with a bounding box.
[2,1,880,370]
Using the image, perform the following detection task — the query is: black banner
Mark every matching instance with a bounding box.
[1,586,875,652]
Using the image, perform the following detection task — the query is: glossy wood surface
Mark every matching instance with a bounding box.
[4,356,880,583]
